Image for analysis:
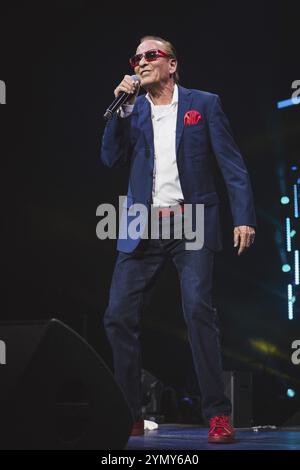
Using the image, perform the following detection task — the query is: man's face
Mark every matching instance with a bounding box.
[133,40,177,88]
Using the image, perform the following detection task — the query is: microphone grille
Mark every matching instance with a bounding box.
[131,74,141,83]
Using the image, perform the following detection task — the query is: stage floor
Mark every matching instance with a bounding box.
[126,424,300,450]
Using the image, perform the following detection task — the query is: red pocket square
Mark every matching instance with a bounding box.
[184,110,202,126]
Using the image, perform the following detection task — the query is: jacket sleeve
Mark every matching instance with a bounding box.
[208,95,257,227]
[100,112,132,168]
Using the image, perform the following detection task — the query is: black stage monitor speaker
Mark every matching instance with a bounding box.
[0,318,132,450]
[284,409,300,426]
[223,371,253,427]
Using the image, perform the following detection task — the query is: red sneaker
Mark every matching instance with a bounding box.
[208,415,235,443]
[131,419,144,436]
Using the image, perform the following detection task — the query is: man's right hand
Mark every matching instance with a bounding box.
[114,75,140,105]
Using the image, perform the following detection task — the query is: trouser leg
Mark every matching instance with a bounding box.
[103,243,166,421]
[171,243,231,419]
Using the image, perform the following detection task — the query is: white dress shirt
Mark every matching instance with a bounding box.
[120,84,184,207]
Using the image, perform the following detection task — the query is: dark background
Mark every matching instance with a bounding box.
[1,3,299,424]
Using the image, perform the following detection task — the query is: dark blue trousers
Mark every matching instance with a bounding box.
[104,214,231,421]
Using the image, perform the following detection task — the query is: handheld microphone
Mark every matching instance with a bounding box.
[103,75,140,121]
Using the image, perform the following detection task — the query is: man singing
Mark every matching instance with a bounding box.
[100,35,256,443]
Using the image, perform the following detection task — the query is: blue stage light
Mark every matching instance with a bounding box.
[286,218,291,252]
[281,196,289,205]
[288,284,293,320]
[277,98,300,109]
[294,185,299,218]
[282,264,291,272]
[287,388,296,398]
[277,97,300,109]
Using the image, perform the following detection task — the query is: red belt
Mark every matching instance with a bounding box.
[153,204,185,218]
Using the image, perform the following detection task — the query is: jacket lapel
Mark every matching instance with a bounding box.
[176,85,193,154]
[138,97,154,169]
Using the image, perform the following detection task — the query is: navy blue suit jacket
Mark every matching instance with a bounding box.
[100,85,256,253]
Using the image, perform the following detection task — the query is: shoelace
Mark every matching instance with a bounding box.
[210,415,230,431]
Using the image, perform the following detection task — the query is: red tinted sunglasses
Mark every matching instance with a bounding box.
[129,49,171,68]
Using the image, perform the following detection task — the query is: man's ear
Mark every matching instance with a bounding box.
[169,58,177,74]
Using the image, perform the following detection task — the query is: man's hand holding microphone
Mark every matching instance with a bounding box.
[103,74,140,120]
[114,75,140,105]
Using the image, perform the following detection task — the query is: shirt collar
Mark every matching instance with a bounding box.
[146,84,178,106]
